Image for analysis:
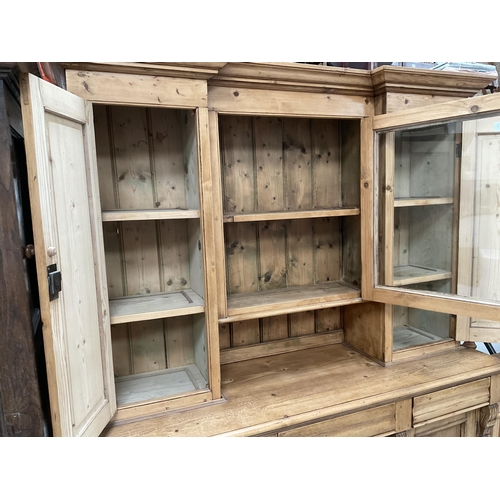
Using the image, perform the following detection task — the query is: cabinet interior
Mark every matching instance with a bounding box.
[93,104,209,406]
[219,115,362,321]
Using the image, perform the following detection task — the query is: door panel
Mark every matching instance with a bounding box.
[371,91,500,329]
[20,73,116,436]
[457,117,500,341]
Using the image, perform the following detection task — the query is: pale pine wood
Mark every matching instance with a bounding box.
[110,324,132,376]
[220,115,255,213]
[373,90,500,132]
[219,324,231,350]
[66,70,208,108]
[395,399,412,433]
[112,106,153,209]
[312,119,340,208]
[101,344,500,437]
[220,330,344,365]
[150,106,186,209]
[360,117,374,299]
[109,290,204,324]
[208,86,373,118]
[392,265,452,286]
[110,390,213,424]
[385,94,463,113]
[261,315,288,342]
[490,374,500,404]
[413,378,490,426]
[393,325,446,350]
[257,221,287,291]
[371,285,500,322]
[129,319,166,374]
[289,311,315,338]
[413,413,468,437]
[212,62,374,96]
[254,116,284,211]
[225,222,259,294]
[344,301,392,363]
[193,107,221,398]
[380,132,395,285]
[20,73,115,436]
[278,403,397,437]
[165,315,195,368]
[232,319,260,346]
[223,208,359,222]
[393,197,454,207]
[92,105,116,209]
[227,281,360,318]
[208,110,228,319]
[115,364,207,406]
[283,118,313,210]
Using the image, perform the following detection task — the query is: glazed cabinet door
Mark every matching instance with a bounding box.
[20,73,115,436]
[368,91,500,343]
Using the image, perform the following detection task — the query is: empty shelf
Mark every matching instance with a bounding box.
[115,364,207,406]
[110,289,204,325]
[102,208,200,222]
[392,265,452,286]
[226,281,361,320]
[223,207,360,223]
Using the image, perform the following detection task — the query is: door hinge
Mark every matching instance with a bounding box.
[456,143,462,158]
[47,264,62,301]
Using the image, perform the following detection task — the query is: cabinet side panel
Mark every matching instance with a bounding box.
[166,316,195,368]
[341,120,361,208]
[93,105,117,209]
[180,109,200,210]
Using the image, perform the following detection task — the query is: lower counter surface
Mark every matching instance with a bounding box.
[101,343,500,437]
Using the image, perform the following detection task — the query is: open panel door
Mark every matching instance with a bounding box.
[456,117,500,342]
[20,73,116,436]
[370,91,500,342]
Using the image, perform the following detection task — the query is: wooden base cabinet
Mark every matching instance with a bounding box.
[18,62,500,436]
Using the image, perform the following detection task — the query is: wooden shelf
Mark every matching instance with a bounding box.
[109,289,204,325]
[102,208,200,222]
[393,325,448,351]
[392,265,452,286]
[223,207,360,223]
[115,364,207,406]
[394,197,454,208]
[225,281,361,320]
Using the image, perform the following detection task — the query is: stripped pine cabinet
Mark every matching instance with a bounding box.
[19,62,500,436]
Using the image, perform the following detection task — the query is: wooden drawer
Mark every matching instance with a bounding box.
[278,403,396,437]
[413,378,490,426]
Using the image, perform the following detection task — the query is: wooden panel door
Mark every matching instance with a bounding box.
[457,117,500,342]
[20,73,116,436]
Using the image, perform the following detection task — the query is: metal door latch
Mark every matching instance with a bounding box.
[47,264,62,301]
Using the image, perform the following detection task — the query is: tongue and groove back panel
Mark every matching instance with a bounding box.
[92,104,205,377]
[219,115,361,350]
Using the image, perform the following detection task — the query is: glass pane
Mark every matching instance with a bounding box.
[378,114,500,309]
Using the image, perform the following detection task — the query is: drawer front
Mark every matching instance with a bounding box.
[278,403,396,437]
[413,378,490,426]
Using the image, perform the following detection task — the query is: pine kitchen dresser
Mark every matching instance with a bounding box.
[20,62,500,436]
